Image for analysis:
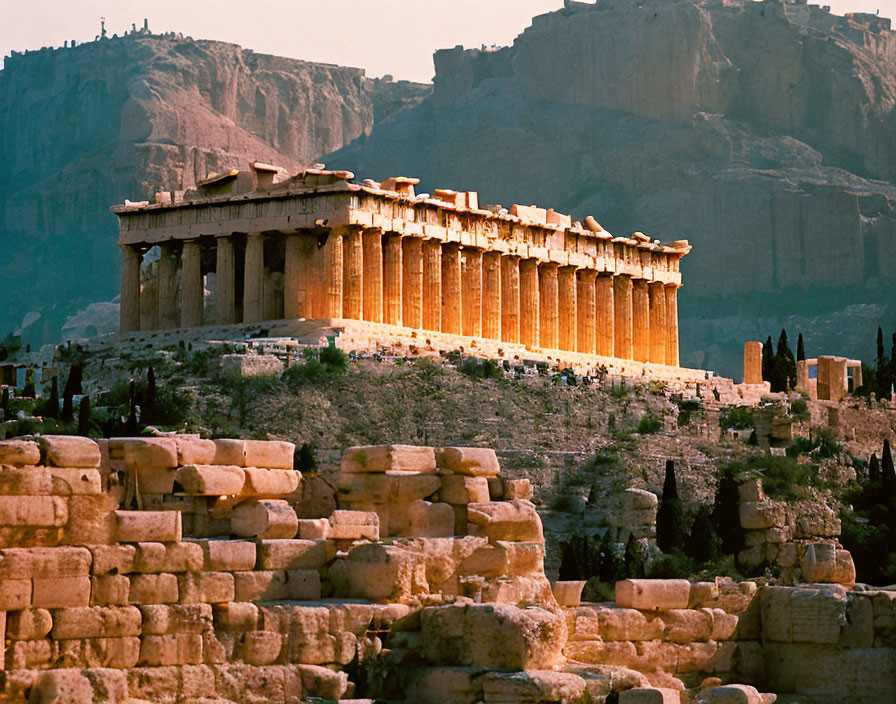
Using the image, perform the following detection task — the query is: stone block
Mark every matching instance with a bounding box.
[708,608,739,641]
[120,437,178,470]
[7,609,53,640]
[437,447,500,477]
[213,602,259,631]
[48,467,102,495]
[696,685,762,704]
[759,586,792,642]
[840,593,874,648]
[6,639,53,669]
[233,570,289,601]
[297,518,331,540]
[242,631,283,665]
[134,541,204,573]
[0,439,40,466]
[791,585,847,644]
[482,670,587,703]
[213,438,247,466]
[244,440,295,469]
[39,435,100,468]
[0,495,67,526]
[287,570,322,600]
[51,605,142,639]
[619,688,681,704]
[232,499,297,539]
[339,472,441,503]
[241,468,301,497]
[552,581,586,607]
[139,633,203,666]
[688,582,719,609]
[128,573,179,604]
[0,546,92,578]
[345,543,428,602]
[660,609,713,642]
[502,478,533,501]
[0,579,32,610]
[256,539,330,570]
[194,539,257,571]
[140,603,213,634]
[89,544,136,576]
[91,575,130,605]
[394,500,455,538]
[175,436,217,466]
[466,500,543,543]
[175,465,246,496]
[178,572,235,604]
[81,668,128,702]
[439,475,490,504]
[115,510,181,543]
[32,576,90,608]
[420,603,565,670]
[616,580,690,611]
[739,502,784,530]
[596,607,665,641]
[341,445,437,473]
[28,669,95,703]
[0,466,53,495]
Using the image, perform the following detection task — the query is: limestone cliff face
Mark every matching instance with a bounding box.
[328,0,896,375]
[0,35,429,344]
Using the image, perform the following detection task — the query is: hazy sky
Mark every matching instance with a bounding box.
[2,0,895,82]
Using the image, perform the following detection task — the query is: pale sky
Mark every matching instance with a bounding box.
[2,0,895,82]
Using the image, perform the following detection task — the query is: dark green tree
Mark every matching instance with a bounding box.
[61,384,74,423]
[145,366,157,424]
[796,333,805,362]
[624,535,646,579]
[43,377,59,419]
[761,335,774,384]
[294,443,318,473]
[883,440,895,486]
[656,460,686,553]
[711,469,742,554]
[598,532,624,583]
[869,453,881,483]
[23,368,35,398]
[125,379,138,435]
[772,329,796,392]
[77,396,91,436]
[0,387,8,418]
[877,327,890,400]
[687,506,722,563]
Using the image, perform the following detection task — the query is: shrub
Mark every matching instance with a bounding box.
[294,443,318,473]
[319,346,349,374]
[719,406,754,431]
[636,412,662,434]
[722,455,817,501]
[646,550,696,579]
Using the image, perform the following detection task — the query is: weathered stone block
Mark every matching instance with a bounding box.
[175,436,217,466]
[791,585,847,644]
[0,579,33,610]
[256,539,330,570]
[233,570,289,601]
[139,633,203,666]
[739,502,784,530]
[0,546,91,578]
[339,472,441,503]
[297,518,330,540]
[28,669,95,703]
[128,573,179,604]
[437,447,500,477]
[552,581,586,607]
[439,475,490,504]
[502,478,534,501]
[660,609,713,643]
[242,631,284,665]
[0,439,41,466]
[287,570,322,600]
[482,670,587,704]
[759,586,792,642]
[115,510,181,543]
[193,539,257,571]
[39,436,100,468]
[241,468,301,496]
[466,500,543,543]
[175,465,246,496]
[0,495,67,526]
[90,575,130,606]
[134,541,204,573]
[346,543,428,602]
[177,572,235,604]
[0,467,52,495]
[232,499,297,539]
[213,439,246,466]
[696,684,763,704]
[140,603,213,635]
[32,576,90,608]
[616,580,690,611]
[51,605,142,639]
[48,467,102,495]
[342,445,437,473]
[213,602,259,631]
[7,609,53,640]
[619,688,681,704]
[244,440,295,469]
[688,582,719,609]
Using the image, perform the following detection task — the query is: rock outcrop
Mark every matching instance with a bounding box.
[0,34,429,346]
[326,0,896,376]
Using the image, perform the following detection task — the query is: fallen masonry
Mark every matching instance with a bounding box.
[0,436,890,702]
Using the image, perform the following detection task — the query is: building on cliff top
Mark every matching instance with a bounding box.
[112,165,691,369]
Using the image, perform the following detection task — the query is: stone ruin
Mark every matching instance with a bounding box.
[0,436,890,703]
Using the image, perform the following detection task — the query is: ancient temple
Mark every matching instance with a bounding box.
[113,166,690,366]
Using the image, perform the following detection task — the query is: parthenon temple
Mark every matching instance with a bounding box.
[113,165,690,366]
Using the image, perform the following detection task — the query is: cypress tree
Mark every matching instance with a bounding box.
[869,453,881,483]
[656,460,686,553]
[68,363,83,395]
[687,506,721,564]
[558,539,581,581]
[761,336,774,384]
[773,329,796,392]
[796,333,805,362]
[23,368,35,398]
[0,387,8,418]
[61,384,74,423]
[44,377,59,419]
[624,535,646,579]
[598,533,624,583]
[711,470,743,554]
[883,440,895,485]
[77,395,91,436]
[145,366,157,424]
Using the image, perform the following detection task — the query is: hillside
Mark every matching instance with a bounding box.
[0,33,429,347]
[326,0,896,377]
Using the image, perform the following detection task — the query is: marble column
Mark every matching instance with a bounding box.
[120,245,141,332]
[519,259,540,347]
[243,233,265,323]
[215,235,236,325]
[648,282,667,365]
[322,230,344,318]
[284,234,311,320]
[576,270,596,354]
[461,248,482,338]
[558,266,577,353]
[665,284,679,367]
[383,234,403,326]
[538,263,559,350]
[402,237,424,330]
[441,243,462,335]
[632,279,650,363]
[180,239,203,328]
[500,256,520,344]
[481,252,502,341]
[613,275,633,360]
[158,244,179,329]
[362,228,384,323]
[342,228,364,320]
[140,275,159,332]
[422,239,442,332]
[595,274,615,357]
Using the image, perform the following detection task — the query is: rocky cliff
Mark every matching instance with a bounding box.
[0,34,429,346]
[326,0,896,376]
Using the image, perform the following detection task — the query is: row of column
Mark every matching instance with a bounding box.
[120,228,679,366]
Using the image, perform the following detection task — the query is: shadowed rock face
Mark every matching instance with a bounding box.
[326,0,896,376]
[0,35,430,346]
